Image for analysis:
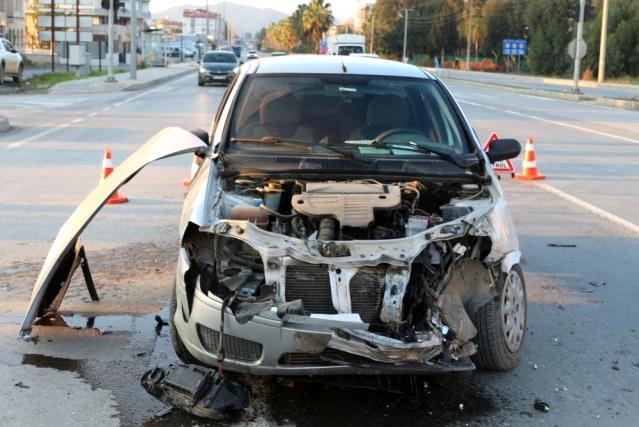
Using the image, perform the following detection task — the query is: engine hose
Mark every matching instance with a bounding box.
[317,218,338,241]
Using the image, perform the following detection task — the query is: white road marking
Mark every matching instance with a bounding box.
[88,112,99,117]
[70,118,84,124]
[536,182,639,235]
[502,110,639,145]
[101,107,111,112]
[4,126,63,150]
[519,94,556,101]
[458,100,484,107]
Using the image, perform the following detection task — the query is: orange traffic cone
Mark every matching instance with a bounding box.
[100,149,128,204]
[515,137,545,180]
[181,155,203,187]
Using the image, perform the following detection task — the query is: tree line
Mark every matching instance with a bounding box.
[367,0,639,78]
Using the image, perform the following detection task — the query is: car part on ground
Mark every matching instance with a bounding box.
[141,363,249,420]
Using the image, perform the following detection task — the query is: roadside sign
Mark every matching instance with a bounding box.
[567,38,587,60]
[503,39,527,56]
[483,133,515,174]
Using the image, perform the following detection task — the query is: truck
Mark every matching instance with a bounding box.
[324,34,366,56]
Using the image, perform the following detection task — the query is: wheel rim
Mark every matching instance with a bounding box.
[501,270,525,352]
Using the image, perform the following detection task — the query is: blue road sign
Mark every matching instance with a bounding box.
[503,39,527,56]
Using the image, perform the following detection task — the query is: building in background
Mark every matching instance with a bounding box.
[353,0,374,33]
[182,8,217,38]
[1,0,26,48]
[25,0,150,65]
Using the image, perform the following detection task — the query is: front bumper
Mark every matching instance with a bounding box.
[198,71,234,84]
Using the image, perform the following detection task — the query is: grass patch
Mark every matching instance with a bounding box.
[20,68,127,90]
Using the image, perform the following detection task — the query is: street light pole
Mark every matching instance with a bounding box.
[369,14,375,54]
[597,0,609,83]
[401,9,411,63]
[571,0,586,93]
[106,0,116,82]
[130,0,137,79]
[465,0,473,71]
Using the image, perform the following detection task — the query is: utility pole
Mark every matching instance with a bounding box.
[369,14,375,54]
[597,0,609,83]
[105,0,116,82]
[205,0,209,49]
[465,0,473,71]
[76,0,80,43]
[51,0,55,72]
[401,9,411,63]
[571,0,586,93]
[130,0,137,79]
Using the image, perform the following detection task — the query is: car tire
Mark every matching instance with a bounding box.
[13,64,22,83]
[472,264,526,371]
[169,279,199,364]
[0,63,5,85]
[198,80,204,87]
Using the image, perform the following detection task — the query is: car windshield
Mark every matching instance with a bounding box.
[228,74,470,156]
[203,53,236,63]
[338,45,364,55]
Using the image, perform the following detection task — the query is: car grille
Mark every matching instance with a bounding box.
[285,264,337,314]
[349,267,387,323]
[197,324,263,363]
[279,349,372,366]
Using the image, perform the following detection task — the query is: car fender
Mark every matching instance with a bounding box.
[19,127,209,338]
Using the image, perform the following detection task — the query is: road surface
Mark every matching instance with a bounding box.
[1,72,638,426]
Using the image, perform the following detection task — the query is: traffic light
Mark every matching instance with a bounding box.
[585,4,596,21]
[101,0,125,21]
[567,2,597,22]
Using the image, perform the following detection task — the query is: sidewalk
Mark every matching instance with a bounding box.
[427,67,639,111]
[48,63,197,94]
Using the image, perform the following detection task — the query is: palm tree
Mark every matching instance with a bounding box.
[303,0,334,50]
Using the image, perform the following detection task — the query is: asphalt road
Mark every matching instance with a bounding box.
[1,72,638,426]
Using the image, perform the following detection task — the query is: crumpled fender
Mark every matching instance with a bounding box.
[19,127,208,338]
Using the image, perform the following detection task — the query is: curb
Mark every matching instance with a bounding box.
[0,115,9,133]
[438,75,639,112]
[122,68,194,91]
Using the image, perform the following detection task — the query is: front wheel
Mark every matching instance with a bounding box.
[472,264,527,371]
[13,64,23,83]
[0,64,5,85]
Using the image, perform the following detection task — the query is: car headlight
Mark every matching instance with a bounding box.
[233,67,239,73]
[199,67,207,73]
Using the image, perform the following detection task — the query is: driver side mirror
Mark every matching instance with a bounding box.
[10,49,18,54]
[486,138,521,163]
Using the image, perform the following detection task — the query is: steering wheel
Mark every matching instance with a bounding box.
[371,127,424,144]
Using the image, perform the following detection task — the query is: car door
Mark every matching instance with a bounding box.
[19,127,209,338]
[2,40,19,74]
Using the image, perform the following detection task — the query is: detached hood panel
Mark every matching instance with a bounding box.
[19,127,208,338]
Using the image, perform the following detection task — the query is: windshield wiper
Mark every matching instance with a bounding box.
[231,136,372,163]
[230,136,313,152]
[371,140,477,168]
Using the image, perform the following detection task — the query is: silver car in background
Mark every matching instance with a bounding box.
[21,55,525,377]
[0,37,23,84]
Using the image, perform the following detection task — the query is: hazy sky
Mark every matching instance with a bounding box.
[150,0,364,21]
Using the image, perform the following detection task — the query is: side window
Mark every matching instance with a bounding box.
[4,40,14,51]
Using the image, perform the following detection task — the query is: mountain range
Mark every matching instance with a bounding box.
[151,2,288,37]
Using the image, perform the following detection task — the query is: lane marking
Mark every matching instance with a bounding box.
[519,94,556,102]
[88,112,99,117]
[70,118,84,124]
[458,99,484,107]
[536,182,639,235]
[502,110,639,145]
[4,126,62,150]
[101,107,111,112]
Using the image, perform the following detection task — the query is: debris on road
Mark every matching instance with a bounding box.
[534,399,550,412]
[589,281,606,287]
[14,381,30,389]
[141,363,250,420]
[154,315,169,335]
[547,243,577,248]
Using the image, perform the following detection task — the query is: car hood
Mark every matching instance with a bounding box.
[19,127,209,338]
[201,63,236,72]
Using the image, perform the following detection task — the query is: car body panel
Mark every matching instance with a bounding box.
[1,38,22,75]
[19,127,209,338]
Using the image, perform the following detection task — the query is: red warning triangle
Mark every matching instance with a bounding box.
[482,132,514,173]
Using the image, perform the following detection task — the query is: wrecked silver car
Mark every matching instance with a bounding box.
[21,55,525,375]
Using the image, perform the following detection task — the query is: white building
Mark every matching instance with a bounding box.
[0,0,25,48]
[182,8,218,37]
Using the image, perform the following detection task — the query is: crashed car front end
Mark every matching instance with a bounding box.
[173,161,520,375]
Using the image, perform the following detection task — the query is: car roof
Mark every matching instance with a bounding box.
[251,54,431,79]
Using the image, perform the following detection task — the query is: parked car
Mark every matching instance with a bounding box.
[0,37,24,84]
[21,55,525,377]
[246,52,258,60]
[198,50,239,86]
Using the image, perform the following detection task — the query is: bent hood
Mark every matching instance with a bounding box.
[19,127,208,338]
